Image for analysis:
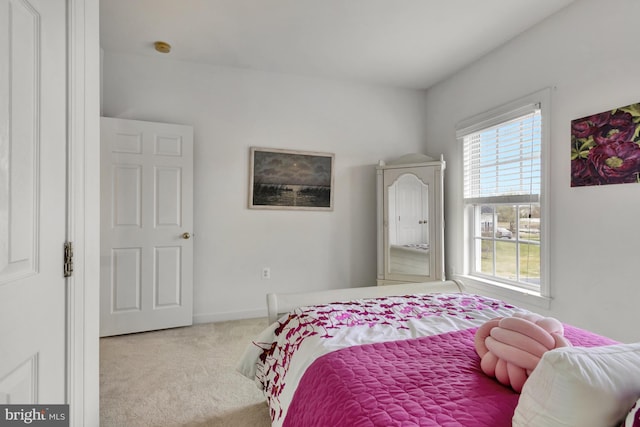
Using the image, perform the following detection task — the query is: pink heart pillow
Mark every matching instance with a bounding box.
[474,313,571,392]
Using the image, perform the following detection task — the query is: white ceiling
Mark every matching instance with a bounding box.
[100,0,575,89]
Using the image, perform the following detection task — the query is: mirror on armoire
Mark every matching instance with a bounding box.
[387,173,430,276]
[376,154,445,285]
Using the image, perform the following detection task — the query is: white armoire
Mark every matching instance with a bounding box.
[376,154,445,285]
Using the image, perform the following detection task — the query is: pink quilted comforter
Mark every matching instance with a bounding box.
[284,325,617,427]
[236,293,618,426]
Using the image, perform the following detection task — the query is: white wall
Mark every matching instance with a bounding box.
[102,52,430,322]
[425,0,640,342]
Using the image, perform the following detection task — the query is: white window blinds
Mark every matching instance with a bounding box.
[462,106,541,204]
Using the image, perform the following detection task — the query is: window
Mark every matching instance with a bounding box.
[457,90,549,296]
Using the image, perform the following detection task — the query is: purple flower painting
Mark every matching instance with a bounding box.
[571,102,640,187]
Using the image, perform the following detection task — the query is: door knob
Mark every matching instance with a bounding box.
[181,232,191,239]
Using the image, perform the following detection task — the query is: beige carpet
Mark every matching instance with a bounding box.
[100,318,272,427]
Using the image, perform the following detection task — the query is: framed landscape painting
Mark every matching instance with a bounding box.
[249,147,334,211]
[571,102,640,187]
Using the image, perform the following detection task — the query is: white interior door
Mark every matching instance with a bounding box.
[393,173,428,245]
[100,117,194,337]
[0,0,67,403]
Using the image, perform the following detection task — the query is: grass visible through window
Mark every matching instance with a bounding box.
[481,239,540,282]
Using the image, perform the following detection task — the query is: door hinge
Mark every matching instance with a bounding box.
[64,241,74,278]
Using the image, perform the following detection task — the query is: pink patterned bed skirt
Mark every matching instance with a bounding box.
[283,325,617,427]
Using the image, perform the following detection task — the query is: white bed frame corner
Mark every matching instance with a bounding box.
[266,279,465,324]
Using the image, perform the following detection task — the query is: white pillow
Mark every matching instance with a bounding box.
[512,342,640,427]
[623,397,640,426]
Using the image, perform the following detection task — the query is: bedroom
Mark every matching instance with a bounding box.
[100,0,639,341]
[97,0,640,424]
[1,0,639,426]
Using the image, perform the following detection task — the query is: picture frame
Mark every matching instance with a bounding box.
[249,147,335,211]
[571,102,640,187]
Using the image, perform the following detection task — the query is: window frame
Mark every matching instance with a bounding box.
[456,89,551,304]
[470,202,541,291]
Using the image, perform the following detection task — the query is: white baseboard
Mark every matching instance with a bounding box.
[193,308,267,324]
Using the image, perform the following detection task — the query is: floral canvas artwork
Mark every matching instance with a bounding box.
[571,102,640,187]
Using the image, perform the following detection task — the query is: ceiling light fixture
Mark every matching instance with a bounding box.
[154,41,171,54]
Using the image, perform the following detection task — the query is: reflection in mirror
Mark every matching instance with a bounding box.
[387,173,430,276]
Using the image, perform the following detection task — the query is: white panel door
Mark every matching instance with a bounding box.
[392,174,428,245]
[100,117,194,337]
[0,0,67,403]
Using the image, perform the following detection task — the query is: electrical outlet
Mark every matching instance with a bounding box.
[261,267,271,280]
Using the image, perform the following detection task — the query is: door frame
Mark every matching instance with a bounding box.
[67,0,100,425]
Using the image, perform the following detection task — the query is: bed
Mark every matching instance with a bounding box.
[237,281,640,427]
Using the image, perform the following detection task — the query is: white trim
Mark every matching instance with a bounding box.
[376,167,384,280]
[538,88,552,300]
[463,194,540,205]
[454,274,551,310]
[459,88,552,298]
[66,0,100,426]
[456,88,549,138]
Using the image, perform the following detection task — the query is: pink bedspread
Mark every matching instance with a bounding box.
[284,325,617,427]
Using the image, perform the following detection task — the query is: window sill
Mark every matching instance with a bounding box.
[452,274,551,310]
